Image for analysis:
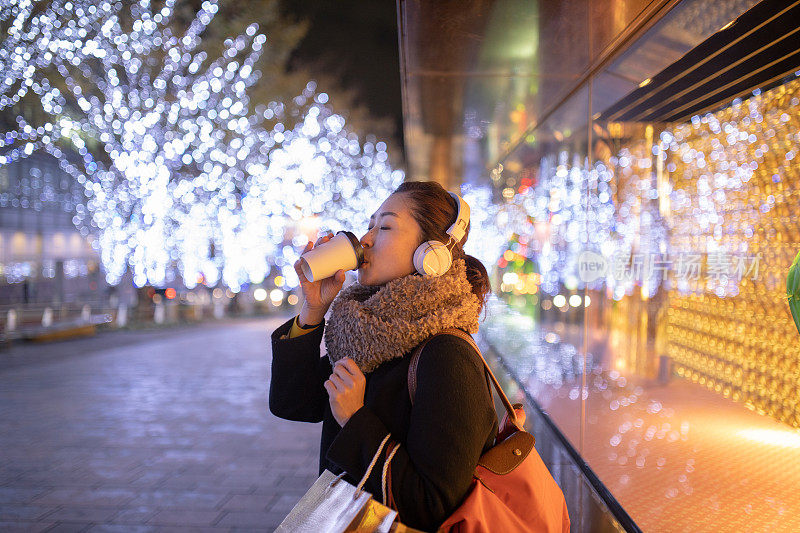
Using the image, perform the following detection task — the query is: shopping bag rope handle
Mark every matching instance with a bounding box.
[354,433,392,497]
[382,441,401,506]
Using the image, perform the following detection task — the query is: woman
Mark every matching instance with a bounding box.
[269,181,498,531]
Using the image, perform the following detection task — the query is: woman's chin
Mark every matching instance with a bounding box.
[357,269,384,287]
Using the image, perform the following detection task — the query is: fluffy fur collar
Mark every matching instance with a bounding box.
[324,258,481,373]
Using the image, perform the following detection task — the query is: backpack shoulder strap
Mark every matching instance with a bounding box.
[407,328,523,432]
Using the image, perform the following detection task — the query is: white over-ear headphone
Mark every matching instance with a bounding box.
[412,191,471,277]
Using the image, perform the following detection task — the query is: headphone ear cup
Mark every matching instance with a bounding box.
[413,241,453,277]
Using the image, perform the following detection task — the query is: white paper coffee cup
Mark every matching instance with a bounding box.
[299,231,364,282]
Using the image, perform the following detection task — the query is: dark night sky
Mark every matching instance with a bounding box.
[279,1,404,159]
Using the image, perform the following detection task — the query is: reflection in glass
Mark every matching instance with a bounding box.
[481,72,800,530]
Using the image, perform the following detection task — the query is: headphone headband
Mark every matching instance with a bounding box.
[446,191,470,245]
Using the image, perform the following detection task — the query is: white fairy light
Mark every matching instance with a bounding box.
[1,0,403,290]
[461,184,507,269]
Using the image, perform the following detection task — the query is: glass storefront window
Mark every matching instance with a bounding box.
[399,0,799,528]
[484,72,800,530]
[475,3,800,530]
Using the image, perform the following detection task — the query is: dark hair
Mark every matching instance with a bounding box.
[393,181,491,313]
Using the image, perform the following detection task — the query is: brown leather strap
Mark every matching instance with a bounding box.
[407,328,523,431]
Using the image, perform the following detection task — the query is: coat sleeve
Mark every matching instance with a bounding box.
[268,315,332,423]
[325,334,498,532]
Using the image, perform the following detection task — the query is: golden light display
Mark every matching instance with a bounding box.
[663,77,800,428]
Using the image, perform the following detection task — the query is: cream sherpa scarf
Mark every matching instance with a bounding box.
[324,258,481,373]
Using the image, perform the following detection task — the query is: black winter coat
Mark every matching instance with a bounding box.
[268,316,499,531]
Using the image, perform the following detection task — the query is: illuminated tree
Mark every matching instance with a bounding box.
[1,0,403,291]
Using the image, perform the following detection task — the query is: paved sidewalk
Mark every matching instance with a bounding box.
[0,316,321,532]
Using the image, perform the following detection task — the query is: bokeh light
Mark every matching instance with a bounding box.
[1,0,403,290]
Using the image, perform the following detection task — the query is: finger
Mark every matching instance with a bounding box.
[323,379,336,396]
[336,358,361,378]
[333,358,350,372]
[294,260,308,284]
[325,377,342,394]
[333,359,355,379]
[315,233,332,246]
[330,371,352,390]
[330,372,345,387]
[317,231,334,244]
[332,366,355,387]
[332,360,352,379]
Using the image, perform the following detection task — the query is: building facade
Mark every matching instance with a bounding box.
[0,152,108,306]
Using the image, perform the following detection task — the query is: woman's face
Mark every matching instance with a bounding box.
[357,193,423,286]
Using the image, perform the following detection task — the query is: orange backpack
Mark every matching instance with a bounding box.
[405,328,571,533]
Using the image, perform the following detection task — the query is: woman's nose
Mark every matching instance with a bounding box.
[359,230,373,248]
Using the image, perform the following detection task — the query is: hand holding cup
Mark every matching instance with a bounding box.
[294,232,348,325]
